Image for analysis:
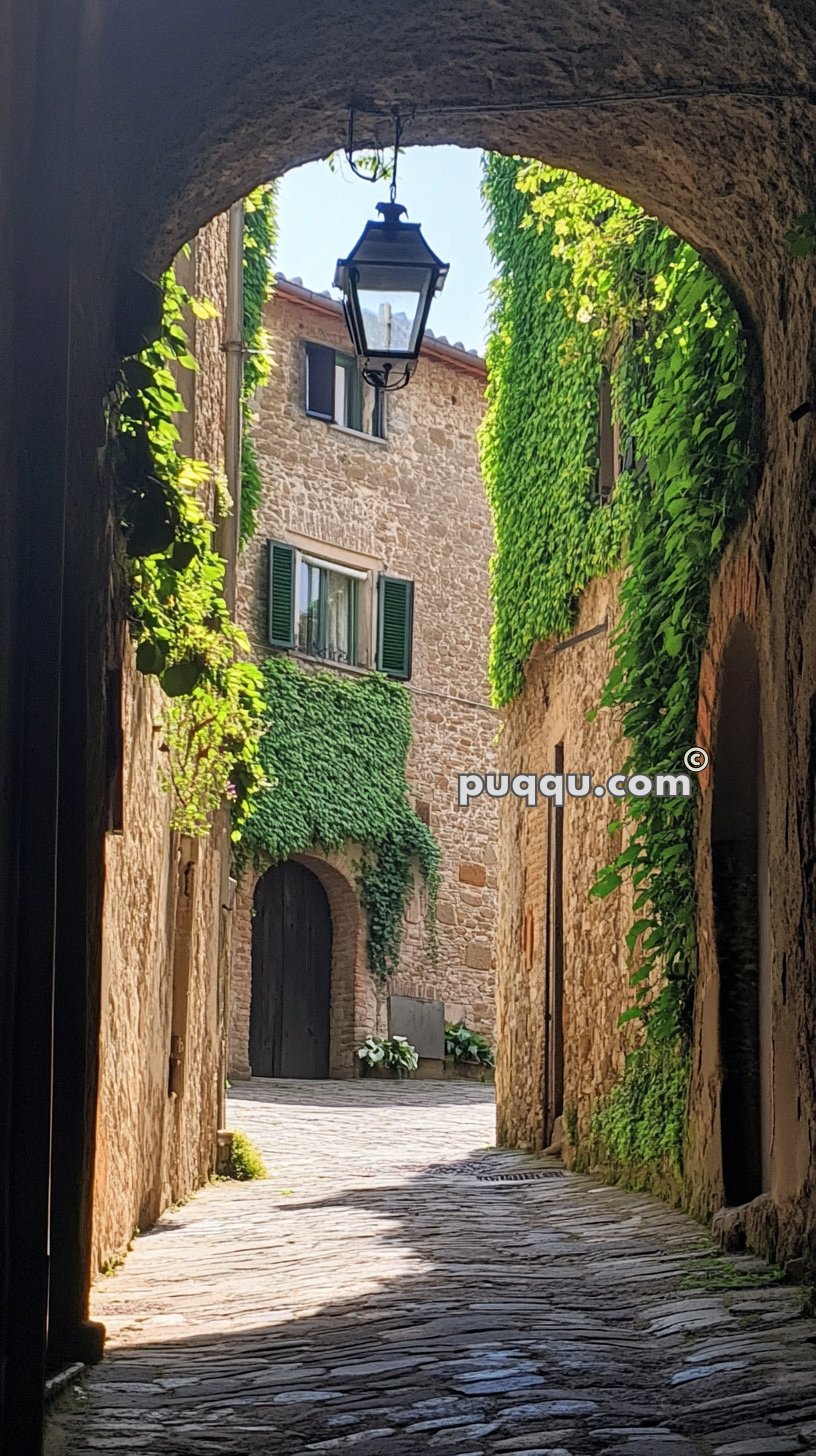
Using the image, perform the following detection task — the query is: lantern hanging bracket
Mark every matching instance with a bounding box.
[388,112,402,204]
[344,106,404,195]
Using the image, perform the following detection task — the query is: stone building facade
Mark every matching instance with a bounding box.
[495,429,816,1275]
[495,573,637,1155]
[229,277,497,1081]
[91,215,235,1272]
[497,526,815,1272]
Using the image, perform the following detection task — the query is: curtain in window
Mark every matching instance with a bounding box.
[325,572,351,662]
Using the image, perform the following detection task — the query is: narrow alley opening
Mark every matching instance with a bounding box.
[42,135,816,1456]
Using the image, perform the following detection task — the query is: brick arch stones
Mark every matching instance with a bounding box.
[3,1,816,1446]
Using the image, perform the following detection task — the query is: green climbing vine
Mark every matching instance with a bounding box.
[240,184,277,545]
[110,262,264,837]
[482,155,753,1181]
[236,656,440,981]
[582,1041,690,1194]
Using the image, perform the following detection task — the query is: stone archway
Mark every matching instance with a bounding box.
[231,849,372,1084]
[4,1,816,1444]
[249,861,333,1079]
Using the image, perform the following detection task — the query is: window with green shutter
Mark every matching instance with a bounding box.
[305,341,385,439]
[305,343,336,422]
[376,575,414,680]
[268,539,295,647]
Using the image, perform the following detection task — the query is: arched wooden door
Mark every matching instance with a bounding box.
[249,862,332,1079]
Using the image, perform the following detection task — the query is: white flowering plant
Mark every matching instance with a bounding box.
[356,1034,419,1076]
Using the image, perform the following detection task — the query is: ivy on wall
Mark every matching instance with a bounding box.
[240,184,277,545]
[481,162,626,707]
[236,656,440,981]
[482,155,752,1183]
[111,264,265,836]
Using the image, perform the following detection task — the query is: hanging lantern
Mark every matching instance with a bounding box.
[334,112,449,391]
[335,202,449,391]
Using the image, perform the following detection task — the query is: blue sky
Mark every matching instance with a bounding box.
[275,146,494,355]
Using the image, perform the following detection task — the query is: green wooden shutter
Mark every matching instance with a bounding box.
[377,575,414,680]
[305,342,336,422]
[268,540,295,647]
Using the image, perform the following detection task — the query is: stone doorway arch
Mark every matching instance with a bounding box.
[250,861,333,1079]
[231,849,372,1084]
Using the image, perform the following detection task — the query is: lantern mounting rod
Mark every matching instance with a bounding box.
[389,113,402,204]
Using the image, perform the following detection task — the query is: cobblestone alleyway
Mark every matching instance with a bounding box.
[50,1081,816,1456]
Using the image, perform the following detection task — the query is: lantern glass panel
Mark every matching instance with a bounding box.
[357,285,428,355]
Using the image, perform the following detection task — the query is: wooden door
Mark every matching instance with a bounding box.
[249,862,332,1079]
[543,742,565,1145]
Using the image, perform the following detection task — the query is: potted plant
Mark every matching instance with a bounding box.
[356,1033,419,1079]
[444,1021,495,1082]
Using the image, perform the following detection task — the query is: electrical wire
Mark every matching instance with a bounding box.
[348,83,816,122]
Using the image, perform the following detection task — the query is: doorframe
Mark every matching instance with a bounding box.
[711,620,769,1204]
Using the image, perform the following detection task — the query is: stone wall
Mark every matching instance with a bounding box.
[495,574,637,1152]
[91,215,231,1271]
[498,525,816,1272]
[229,283,498,1078]
[686,527,816,1269]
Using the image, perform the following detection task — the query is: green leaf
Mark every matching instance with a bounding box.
[135,639,167,676]
[161,659,205,697]
[662,624,683,656]
[590,870,622,899]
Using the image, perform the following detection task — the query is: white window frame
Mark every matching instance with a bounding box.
[293,548,376,670]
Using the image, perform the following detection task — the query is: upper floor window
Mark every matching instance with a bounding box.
[597,363,636,506]
[268,539,413,679]
[305,341,385,440]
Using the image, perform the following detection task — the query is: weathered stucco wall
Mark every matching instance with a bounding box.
[229,285,498,1078]
[93,660,225,1267]
[495,574,637,1152]
[92,215,230,1271]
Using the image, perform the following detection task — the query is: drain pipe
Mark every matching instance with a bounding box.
[216,199,244,1140]
[218,199,244,611]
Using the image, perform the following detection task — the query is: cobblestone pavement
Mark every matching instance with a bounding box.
[50,1079,816,1456]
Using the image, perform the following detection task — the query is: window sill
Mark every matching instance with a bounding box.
[329,421,388,447]
[291,650,375,678]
